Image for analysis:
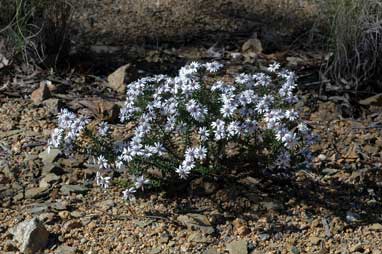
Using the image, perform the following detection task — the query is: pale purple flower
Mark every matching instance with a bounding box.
[198,127,210,142]
[267,62,281,73]
[96,172,111,189]
[194,146,207,160]
[134,175,150,190]
[176,164,192,179]
[97,155,109,170]
[205,61,223,72]
[122,187,136,201]
[98,122,109,136]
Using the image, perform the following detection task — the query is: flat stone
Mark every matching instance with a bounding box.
[322,168,338,175]
[70,211,85,218]
[369,223,382,232]
[106,64,132,94]
[346,211,361,223]
[187,231,209,243]
[39,173,60,188]
[226,239,248,254]
[260,201,284,211]
[51,201,69,211]
[39,148,61,165]
[10,218,49,254]
[95,199,115,211]
[43,98,62,114]
[25,187,50,199]
[26,203,50,214]
[60,184,88,195]
[177,213,214,235]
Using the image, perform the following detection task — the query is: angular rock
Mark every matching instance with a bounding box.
[177,213,214,234]
[31,82,51,104]
[39,148,61,165]
[369,223,382,232]
[25,186,50,199]
[260,201,284,211]
[39,173,60,188]
[60,184,89,195]
[242,38,263,54]
[95,199,115,211]
[359,94,382,106]
[26,203,50,214]
[322,168,338,176]
[106,64,131,94]
[43,98,62,114]
[346,211,361,223]
[226,239,248,254]
[10,218,49,254]
[187,231,209,243]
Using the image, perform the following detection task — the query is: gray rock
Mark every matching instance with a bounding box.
[26,203,50,214]
[10,218,49,254]
[39,173,60,188]
[359,93,382,106]
[25,186,50,199]
[95,199,115,211]
[177,213,215,234]
[322,168,338,175]
[187,231,209,243]
[226,239,248,254]
[260,201,284,211]
[60,184,88,195]
[55,244,77,254]
[39,148,60,165]
[346,211,361,223]
[51,201,69,211]
[43,98,62,114]
[258,233,270,241]
[369,223,382,232]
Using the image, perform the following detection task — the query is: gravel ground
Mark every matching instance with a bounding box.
[1,51,382,254]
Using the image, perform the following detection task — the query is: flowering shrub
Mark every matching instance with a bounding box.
[48,61,315,200]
